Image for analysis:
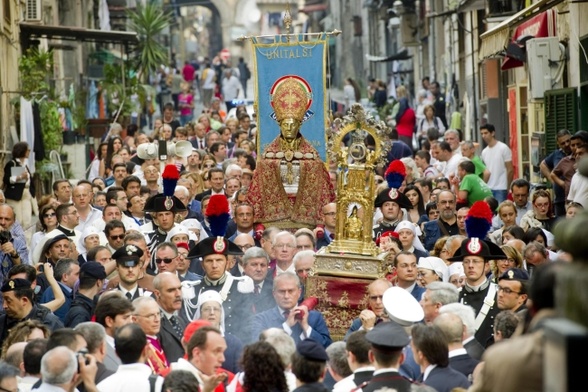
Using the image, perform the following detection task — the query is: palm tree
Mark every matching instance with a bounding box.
[127,2,172,83]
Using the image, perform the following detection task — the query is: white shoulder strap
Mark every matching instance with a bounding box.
[219,274,235,302]
[474,282,497,331]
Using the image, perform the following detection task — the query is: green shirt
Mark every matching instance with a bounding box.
[472,156,486,179]
[460,173,493,206]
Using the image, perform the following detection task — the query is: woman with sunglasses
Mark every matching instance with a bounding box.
[30,203,59,264]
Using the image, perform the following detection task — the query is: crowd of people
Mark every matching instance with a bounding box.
[0,66,582,392]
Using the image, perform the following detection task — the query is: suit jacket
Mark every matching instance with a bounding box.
[194,189,212,202]
[158,314,188,363]
[464,337,486,361]
[424,366,470,392]
[316,235,331,250]
[251,306,332,348]
[104,342,121,372]
[410,284,426,301]
[179,271,202,282]
[449,353,480,378]
[292,382,328,392]
[362,370,412,392]
[251,278,276,314]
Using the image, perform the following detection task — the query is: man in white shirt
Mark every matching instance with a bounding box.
[221,70,241,111]
[333,330,375,392]
[272,231,297,275]
[73,184,102,232]
[97,324,163,392]
[481,123,513,203]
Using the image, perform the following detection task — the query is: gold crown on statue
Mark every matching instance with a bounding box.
[271,76,311,122]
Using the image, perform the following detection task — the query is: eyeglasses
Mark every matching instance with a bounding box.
[274,244,295,249]
[155,258,174,264]
[498,286,520,295]
[135,312,161,320]
[109,234,125,240]
[534,202,550,208]
[201,306,222,314]
[43,213,56,218]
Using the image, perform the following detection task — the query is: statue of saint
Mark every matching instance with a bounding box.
[345,206,362,240]
[247,76,335,229]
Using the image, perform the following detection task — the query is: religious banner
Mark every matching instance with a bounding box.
[252,34,329,161]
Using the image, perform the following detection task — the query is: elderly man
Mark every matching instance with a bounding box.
[439,303,485,361]
[186,237,255,343]
[0,204,28,293]
[420,281,459,324]
[75,322,116,386]
[230,233,255,277]
[251,272,332,348]
[345,279,392,339]
[434,312,479,378]
[154,242,180,275]
[154,272,186,363]
[242,247,276,314]
[132,296,168,374]
[35,346,98,392]
[523,242,550,277]
[272,231,298,276]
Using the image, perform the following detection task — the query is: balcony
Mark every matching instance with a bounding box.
[487,0,526,20]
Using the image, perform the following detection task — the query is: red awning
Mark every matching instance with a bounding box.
[502,9,557,70]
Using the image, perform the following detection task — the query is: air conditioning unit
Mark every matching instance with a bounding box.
[527,37,564,99]
[25,0,42,23]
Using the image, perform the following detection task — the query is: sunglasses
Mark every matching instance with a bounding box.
[43,213,56,218]
[155,258,174,264]
[109,234,125,240]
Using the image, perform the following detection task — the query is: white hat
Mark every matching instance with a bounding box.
[180,219,209,241]
[165,225,198,243]
[448,262,465,278]
[382,286,424,326]
[194,290,225,334]
[78,226,103,254]
[418,257,449,283]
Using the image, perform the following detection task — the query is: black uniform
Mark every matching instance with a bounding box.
[0,304,63,341]
[459,280,499,347]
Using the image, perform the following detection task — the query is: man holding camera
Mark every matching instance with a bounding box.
[251,272,332,348]
[0,204,28,306]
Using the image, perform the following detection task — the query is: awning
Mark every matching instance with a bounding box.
[20,23,139,51]
[479,0,564,60]
[501,9,557,70]
[365,49,412,62]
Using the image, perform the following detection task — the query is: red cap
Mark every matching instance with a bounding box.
[182,320,212,342]
[176,242,190,251]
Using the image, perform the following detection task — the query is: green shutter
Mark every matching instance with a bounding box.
[544,88,578,155]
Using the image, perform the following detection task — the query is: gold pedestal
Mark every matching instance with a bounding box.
[314,247,385,279]
[324,239,380,258]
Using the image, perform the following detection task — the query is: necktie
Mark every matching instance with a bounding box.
[169,315,183,338]
[283,310,290,320]
[200,140,204,149]
[254,284,260,294]
[125,292,132,300]
[329,233,335,240]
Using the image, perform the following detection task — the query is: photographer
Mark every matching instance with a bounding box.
[0,204,29,280]
[36,345,99,392]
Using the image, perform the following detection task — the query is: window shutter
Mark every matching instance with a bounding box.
[544,88,578,155]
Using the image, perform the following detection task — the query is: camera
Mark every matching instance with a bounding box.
[0,230,12,245]
[77,348,90,372]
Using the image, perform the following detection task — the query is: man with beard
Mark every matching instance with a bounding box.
[540,130,572,217]
[422,190,459,250]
